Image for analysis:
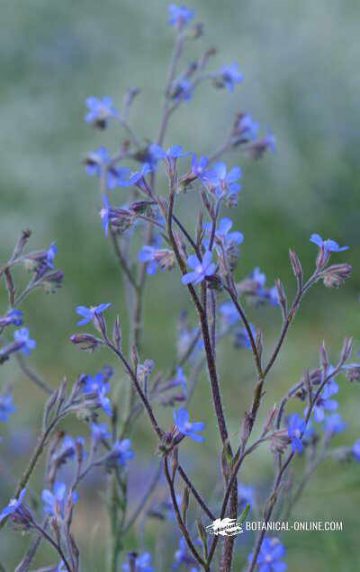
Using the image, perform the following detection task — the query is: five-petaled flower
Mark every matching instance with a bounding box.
[122,551,154,572]
[182,251,216,285]
[286,413,306,454]
[76,303,111,326]
[85,96,118,129]
[174,407,205,442]
[248,537,287,572]
[310,234,348,253]
[203,162,242,204]
[13,328,36,356]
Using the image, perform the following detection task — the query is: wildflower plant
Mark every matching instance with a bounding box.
[0,4,358,572]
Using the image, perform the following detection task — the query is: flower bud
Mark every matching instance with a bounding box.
[321,263,352,288]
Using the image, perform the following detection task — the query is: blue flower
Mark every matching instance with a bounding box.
[174,407,205,442]
[311,378,339,423]
[235,113,259,141]
[108,439,135,467]
[42,482,78,519]
[173,367,188,397]
[138,245,175,274]
[0,393,16,422]
[173,537,199,569]
[85,147,130,190]
[76,303,111,326]
[171,78,193,102]
[85,96,118,128]
[216,63,243,92]
[182,251,216,285]
[240,268,279,306]
[46,242,58,269]
[219,301,239,327]
[99,195,111,236]
[202,162,242,204]
[122,552,154,572]
[234,323,256,350]
[238,483,256,511]
[138,245,161,275]
[352,440,360,462]
[310,234,348,253]
[287,414,306,454]
[204,217,244,252]
[149,145,189,172]
[13,328,36,355]
[0,309,23,328]
[0,488,27,523]
[122,163,153,188]
[323,413,346,436]
[191,155,209,179]
[168,4,194,30]
[82,368,113,416]
[249,537,287,572]
[90,422,111,444]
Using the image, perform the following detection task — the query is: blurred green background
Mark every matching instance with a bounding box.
[1,0,360,570]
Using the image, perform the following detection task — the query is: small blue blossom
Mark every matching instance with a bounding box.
[182,251,216,285]
[238,483,256,511]
[85,96,118,128]
[323,413,346,436]
[168,4,194,30]
[42,482,78,519]
[235,113,259,141]
[310,234,349,253]
[204,217,244,253]
[287,414,306,454]
[174,407,205,442]
[240,268,279,306]
[173,366,188,397]
[13,328,36,356]
[202,162,242,204]
[149,145,189,172]
[249,537,287,572]
[0,393,16,422]
[122,552,154,572]
[108,439,135,467]
[171,78,193,102]
[46,242,58,269]
[138,245,175,274]
[90,422,111,444]
[191,155,209,179]
[173,537,199,569]
[0,488,27,523]
[122,163,153,188]
[234,323,256,350]
[219,301,239,327]
[99,195,111,236]
[76,303,111,326]
[0,309,23,328]
[352,440,360,462]
[248,133,276,159]
[82,368,113,416]
[311,378,339,423]
[85,147,130,190]
[215,63,243,92]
